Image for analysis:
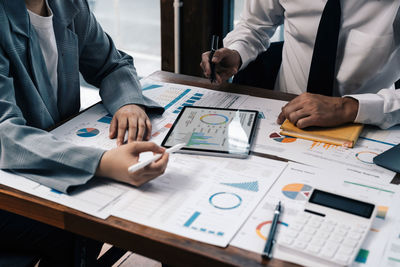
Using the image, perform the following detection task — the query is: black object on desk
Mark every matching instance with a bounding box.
[209,35,219,83]
[373,143,400,173]
[262,201,282,259]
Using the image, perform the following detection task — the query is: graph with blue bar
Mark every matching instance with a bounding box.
[183,211,224,236]
[142,84,163,91]
[221,181,259,192]
[187,132,219,146]
[172,93,204,114]
[98,113,113,124]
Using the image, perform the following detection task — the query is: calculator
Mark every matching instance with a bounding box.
[277,189,376,267]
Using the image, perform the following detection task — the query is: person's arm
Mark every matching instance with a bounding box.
[75,2,163,143]
[346,88,400,129]
[200,0,284,83]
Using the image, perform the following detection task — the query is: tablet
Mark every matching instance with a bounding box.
[373,143,400,173]
[162,106,259,158]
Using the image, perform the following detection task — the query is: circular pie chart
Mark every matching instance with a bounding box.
[200,114,229,125]
[355,151,379,164]
[282,183,312,201]
[76,128,100,138]
[269,132,296,143]
[256,220,289,240]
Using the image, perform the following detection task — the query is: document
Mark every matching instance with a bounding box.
[112,154,287,247]
[0,170,130,219]
[381,219,400,266]
[230,162,400,266]
[232,96,397,183]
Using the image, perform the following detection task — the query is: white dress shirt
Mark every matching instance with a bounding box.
[27,1,58,101]
[224,0,400,129]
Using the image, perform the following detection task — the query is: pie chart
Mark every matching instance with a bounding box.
[282,183,312,201]
[76,128,100,138]
[269,132,296,143]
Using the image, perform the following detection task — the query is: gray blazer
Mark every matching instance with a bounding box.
[0,0,163,192]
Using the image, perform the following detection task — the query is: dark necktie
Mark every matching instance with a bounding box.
[307,0,342,96]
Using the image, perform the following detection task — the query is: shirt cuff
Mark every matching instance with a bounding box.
[226,42,253,71]
[343,94,385,125]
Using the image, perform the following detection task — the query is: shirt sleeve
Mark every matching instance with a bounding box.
[77,4,164,115]
[223,0,284,70]
[345,88,400,129]
[0,48,106,193]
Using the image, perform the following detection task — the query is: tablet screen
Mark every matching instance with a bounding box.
[162,106,258,158]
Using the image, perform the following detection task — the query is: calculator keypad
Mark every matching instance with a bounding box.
[278,213,367,266]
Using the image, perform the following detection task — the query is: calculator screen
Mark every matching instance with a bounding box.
[309,189,375,218]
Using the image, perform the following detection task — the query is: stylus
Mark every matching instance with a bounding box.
[128,143,186,173]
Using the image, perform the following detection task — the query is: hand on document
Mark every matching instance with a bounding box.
[95,142,169,187]
[109,104,152,146]
[277,93,359,128]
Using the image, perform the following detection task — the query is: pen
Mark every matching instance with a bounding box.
[209,35,219,83]
[128,143,186,173]
[262,201,282,259]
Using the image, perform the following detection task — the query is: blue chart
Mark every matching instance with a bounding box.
[98,113,112,124]
[187,132,219,147]
[142,84,163,91]
[76,128,100,138]
[221,181,259,192]
[183,211,224,236]
[209,192,242,210]
[258,112,266,119]
[172,93,204,114]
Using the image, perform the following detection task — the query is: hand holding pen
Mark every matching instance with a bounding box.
[200,37,242,84]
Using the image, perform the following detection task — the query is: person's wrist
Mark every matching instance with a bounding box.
[343,97,359,123]
[95,150,111,178]
[231,49,242,70]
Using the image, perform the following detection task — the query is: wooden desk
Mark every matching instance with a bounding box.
[0,71,300,267]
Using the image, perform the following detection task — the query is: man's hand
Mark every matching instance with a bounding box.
[96,142,169,187]
[277,93,359,128]
[109,104,152,146]
[200,48,242,84]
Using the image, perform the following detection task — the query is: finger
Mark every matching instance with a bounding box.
[212,48,230,64]
[277,110,286,124]
[117,117,128,146]
[201,52,211,76]
[287,109,309,126]
[145,118,152,141]
[282,102,303,123]
[127,116,138,142]
[109,115,117,139]
[136,118,146,141]
[296,115,315,129]
[129,142,165,154]
[146,153,169,172]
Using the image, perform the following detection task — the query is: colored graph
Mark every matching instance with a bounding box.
[76,128,100,138]
[282,183,312,201]
[377,206,389,219]
[172,92,203,114]
[98,113,112,124]
[310,142,339,150]
[269,132,296,143]
[200,114,229,125]
[355,151,379,164]
[209,192,242,210]
[343,181,395,194]
[256,221,288,240]
[355,249,369,263]
[183,211,224,236]
[221,181,259,192]
[258,112,265,119]
[187,132,218,146]
[142,84,163,91]
[152,123,173,138]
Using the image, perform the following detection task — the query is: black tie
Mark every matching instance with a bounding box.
[307,0,341,96]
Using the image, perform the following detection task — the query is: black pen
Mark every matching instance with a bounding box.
[209,35,219,83]
[262,201,282,259]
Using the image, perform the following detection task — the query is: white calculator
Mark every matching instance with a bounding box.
[277,189,376,267]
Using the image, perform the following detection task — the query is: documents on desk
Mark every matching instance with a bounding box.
[231,162,400,266]
[111,154,287,247]
[1,78,400,262]
[0,170,130,219]
[231,95,397,183]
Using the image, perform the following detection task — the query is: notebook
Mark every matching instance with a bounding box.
[279,119,364,148]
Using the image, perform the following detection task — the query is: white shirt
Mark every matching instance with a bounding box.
[224,0,400,129]
[28,1,58,101]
